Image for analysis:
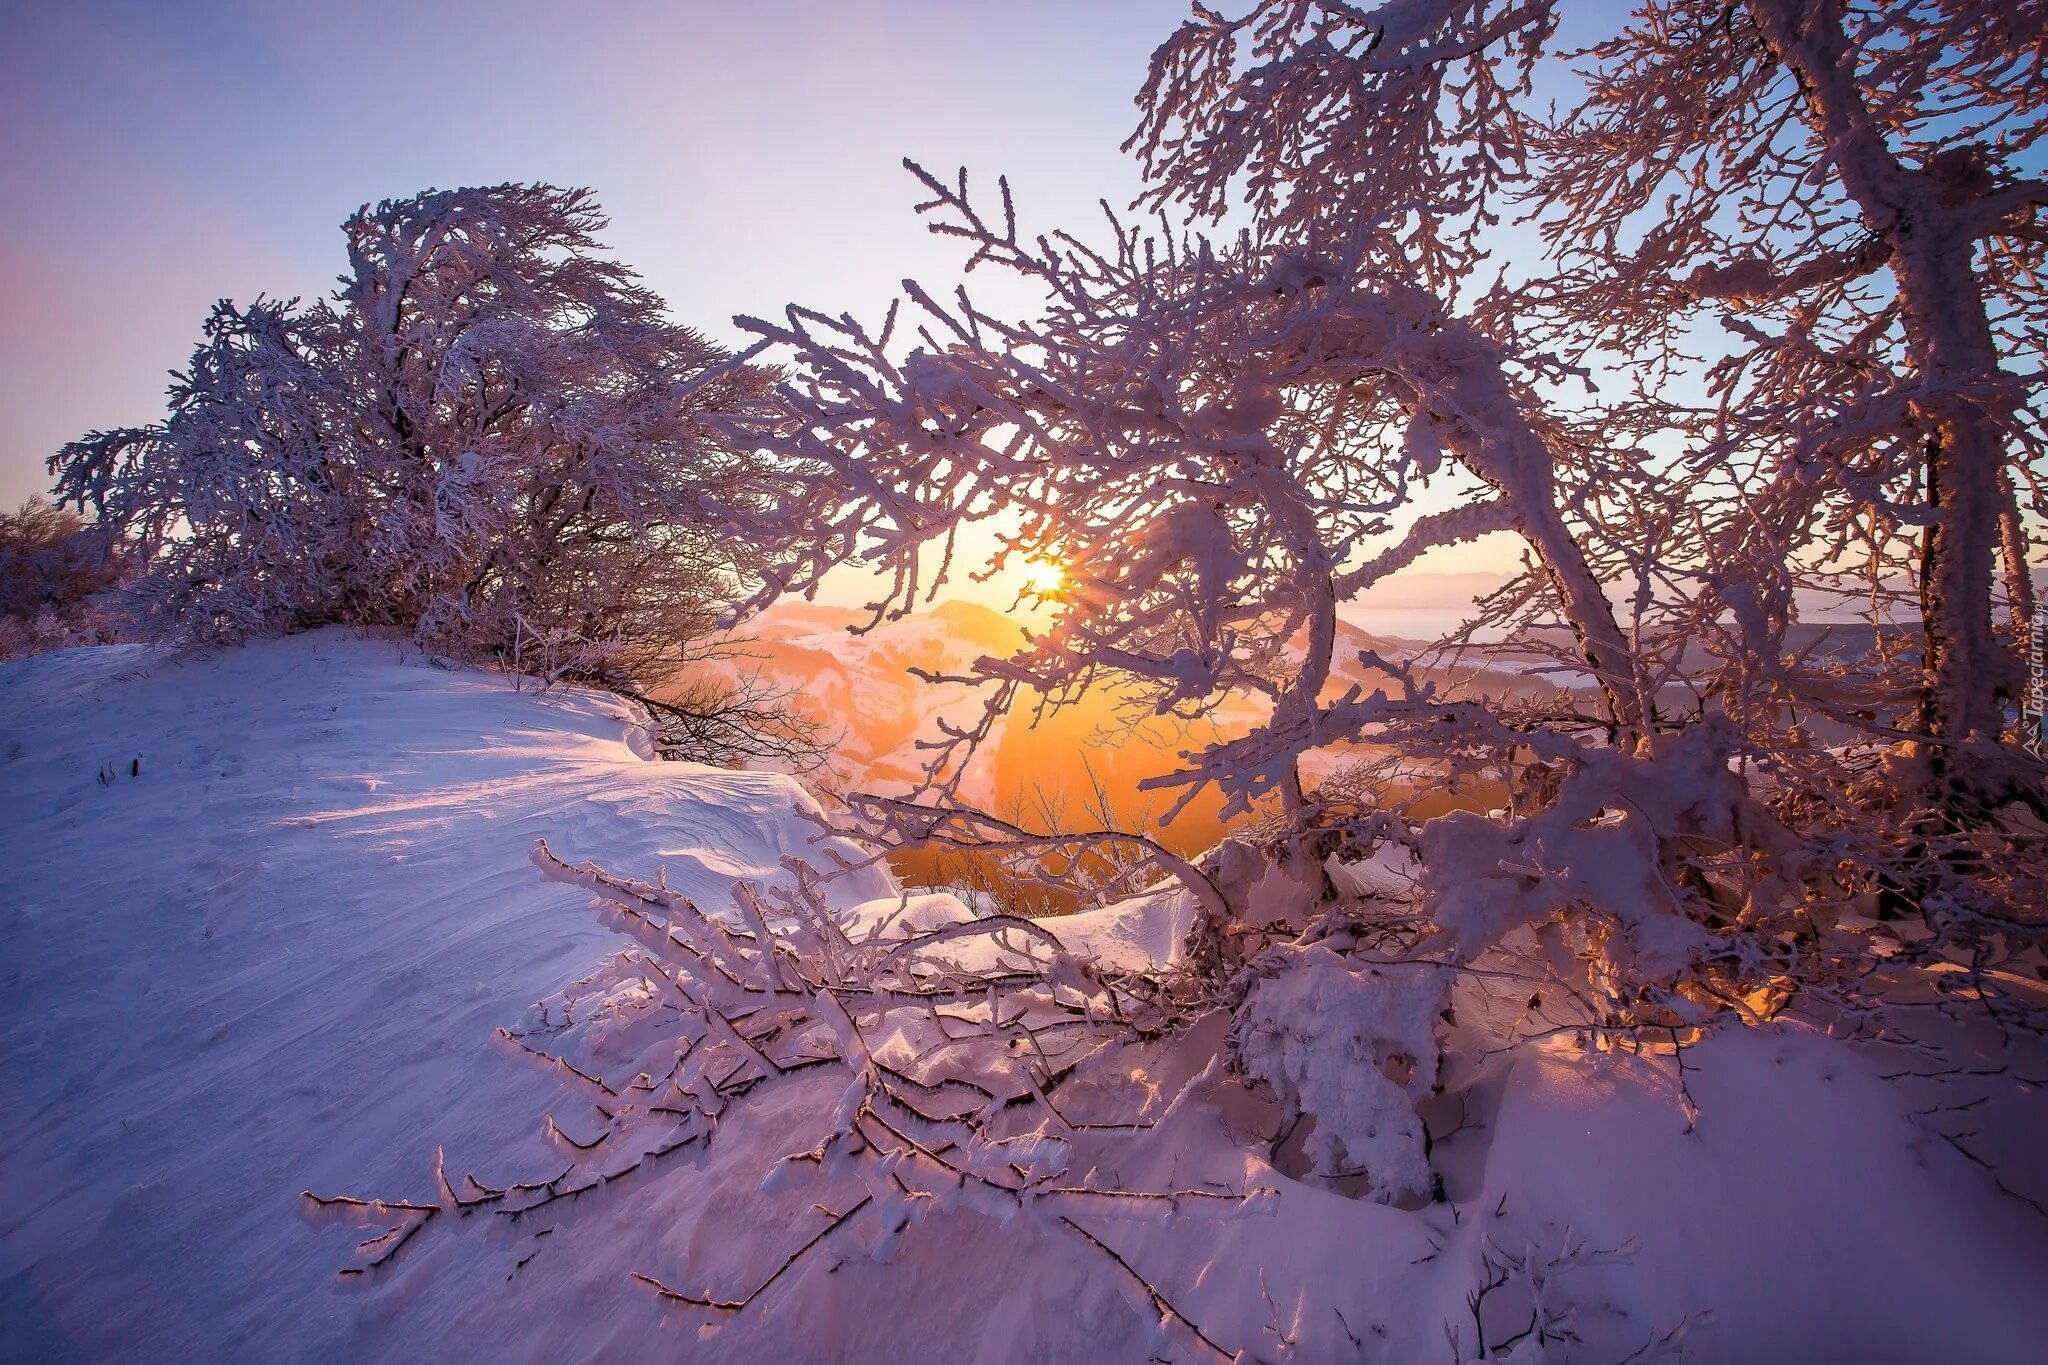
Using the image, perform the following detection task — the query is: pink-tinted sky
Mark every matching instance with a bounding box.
[0,0,1189,506]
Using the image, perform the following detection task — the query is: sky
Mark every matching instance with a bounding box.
[0,0,1186,502]
[0,0,1529,615]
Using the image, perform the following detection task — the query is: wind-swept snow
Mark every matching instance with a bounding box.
[3,632,2045,1362]
[0,631,884,1359]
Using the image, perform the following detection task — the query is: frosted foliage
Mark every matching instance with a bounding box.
[52,184,772,689]
[1130,0,1560,291]
[487,838,1276,1359]
[1518,0,2048,760]
[0,497,129,660]
[1232,948,1447,1202]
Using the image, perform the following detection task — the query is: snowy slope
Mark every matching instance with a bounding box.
[4,632,2046,1363]
[0,631,892,1360]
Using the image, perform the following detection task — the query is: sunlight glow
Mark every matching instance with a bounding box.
[1020,556,1068,598]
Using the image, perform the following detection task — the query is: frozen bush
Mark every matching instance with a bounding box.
[52,184,776,711]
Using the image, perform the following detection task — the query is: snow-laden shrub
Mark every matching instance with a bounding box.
[0,497,130,660]
[315,837,1274,1359]
[51,185,776,710]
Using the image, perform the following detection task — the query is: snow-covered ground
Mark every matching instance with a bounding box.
[4,632,2045,1362]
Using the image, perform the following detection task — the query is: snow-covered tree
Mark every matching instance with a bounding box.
[1538,0,2048,793]
[731,175,1650,820]
[704,0,2045,1214]
[52,185,778,725]
[1133,0,2048,801]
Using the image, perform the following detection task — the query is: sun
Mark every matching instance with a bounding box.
[1020,556,1068,597]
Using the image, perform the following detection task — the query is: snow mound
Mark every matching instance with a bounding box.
[1233,948,1447,1203]
[3,630,2045,1362]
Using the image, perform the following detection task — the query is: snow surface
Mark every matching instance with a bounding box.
[4,631,2046,1361]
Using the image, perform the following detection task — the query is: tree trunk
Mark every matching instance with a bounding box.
[1259,470,1337,814]
[1520,501,1650,751]
[1997,467,2033,641]
[1749,0,2019,770]
[1910,392,2008,749]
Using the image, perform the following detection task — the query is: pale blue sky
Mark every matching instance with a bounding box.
[0,0,1188,505]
